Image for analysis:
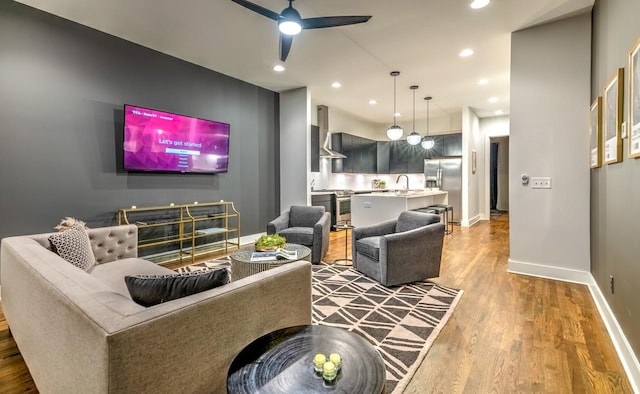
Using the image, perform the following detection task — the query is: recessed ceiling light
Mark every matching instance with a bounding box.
[331,82,342,88]
[394,112,401,117]
[470,0,490,9]
[369,99,377,105]
[495,109,504,115]
[477,78,489,85]
[488,97,498,103]
[273,65,285,72]
[459,48,474,57]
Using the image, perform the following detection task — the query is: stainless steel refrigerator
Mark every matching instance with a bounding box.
[424,158,462,223]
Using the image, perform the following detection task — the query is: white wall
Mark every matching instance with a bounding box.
[462,106,482,227]
[280,87,310,210]
[509,14,591,280]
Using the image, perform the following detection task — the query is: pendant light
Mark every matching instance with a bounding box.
[386,71,403,140]
[406,85,421,145]
[421,96,435,149]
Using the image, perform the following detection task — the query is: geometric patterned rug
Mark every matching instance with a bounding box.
[311,264,463,394]
[176,261,463,394]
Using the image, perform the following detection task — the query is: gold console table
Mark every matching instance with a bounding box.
[118,201,240,264]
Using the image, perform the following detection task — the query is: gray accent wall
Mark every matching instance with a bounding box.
[591,0,640,360]
[0,2,279,239]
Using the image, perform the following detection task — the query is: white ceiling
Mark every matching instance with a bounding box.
[16,0,593,124]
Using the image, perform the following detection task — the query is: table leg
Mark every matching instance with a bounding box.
[334,227,352,265]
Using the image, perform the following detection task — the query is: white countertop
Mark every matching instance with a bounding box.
[353,189,446,198]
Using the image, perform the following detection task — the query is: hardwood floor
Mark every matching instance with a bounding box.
[0,214,633,393]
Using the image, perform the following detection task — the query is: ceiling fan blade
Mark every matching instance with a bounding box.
[230,0,280,21]
[302,15,371,30]
[280,33,294,62]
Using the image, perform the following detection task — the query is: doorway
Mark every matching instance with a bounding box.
[489,136,509,219]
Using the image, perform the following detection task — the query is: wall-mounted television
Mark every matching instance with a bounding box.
[123,104,230,174]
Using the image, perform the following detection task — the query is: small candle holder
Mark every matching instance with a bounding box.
[322,361,337,382]
[329,353,342,372]
[313,353,326,373]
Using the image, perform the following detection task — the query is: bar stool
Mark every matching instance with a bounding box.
[426,205,454,235]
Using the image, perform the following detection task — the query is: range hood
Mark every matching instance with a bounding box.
[317,105,346,159]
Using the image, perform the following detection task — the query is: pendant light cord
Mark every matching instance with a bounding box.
[427,98,429,137]
[425,96,432,137]
[412,88,416,132]
[393,74,397,125]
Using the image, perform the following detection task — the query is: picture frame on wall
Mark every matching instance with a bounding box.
[603,68,624,165]
[590,97,603,168]
[471,150,477,174]
[629,36,640,158]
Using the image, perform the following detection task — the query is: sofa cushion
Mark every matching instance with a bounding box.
[91,257,174,298]
[125,268,230,307]
[48,224,96,272]
[356,236,381,261]
[289,205,324,228]
[279,227,314,246]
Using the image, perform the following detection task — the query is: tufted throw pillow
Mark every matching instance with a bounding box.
[49,223,96,272]
[124,268,230,307]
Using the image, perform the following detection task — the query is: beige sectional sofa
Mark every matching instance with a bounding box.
[0,224,312,393]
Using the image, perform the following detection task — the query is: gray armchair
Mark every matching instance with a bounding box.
[352,211,445,286]
[267,205,330,264]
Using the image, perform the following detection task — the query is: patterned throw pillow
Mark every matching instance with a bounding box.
[48,223,96,272]
[124,268,230,307]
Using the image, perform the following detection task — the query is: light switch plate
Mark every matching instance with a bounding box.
[531,177,551,189]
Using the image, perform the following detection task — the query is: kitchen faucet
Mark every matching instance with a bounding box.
[396,174,409,190]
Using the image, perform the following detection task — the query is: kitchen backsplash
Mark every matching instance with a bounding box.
[311,169,427,191]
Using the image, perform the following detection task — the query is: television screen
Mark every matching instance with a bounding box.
[123,104,230,174]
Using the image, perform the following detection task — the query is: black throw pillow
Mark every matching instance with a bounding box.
[125,268,230,307]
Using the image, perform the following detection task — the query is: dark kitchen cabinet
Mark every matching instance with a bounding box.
[376,142,390,174]
[356,136,377,173]
[350,135,365,173]
[389,142,427,174]
[331,133,351,173]
[407,144,427,173]
[424,135,444,159]
[330,132,460,174]
[332,133,377,173]
[310,125,319,172]
[311,194,335,228]
[443,133,462,156]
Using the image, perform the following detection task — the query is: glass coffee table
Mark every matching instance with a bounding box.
[229,243,311,281]
[227,325,386,394]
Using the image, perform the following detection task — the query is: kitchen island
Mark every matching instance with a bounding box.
[351,190,448,227]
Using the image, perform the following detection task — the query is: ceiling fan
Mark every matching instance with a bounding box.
[231,0,371,61]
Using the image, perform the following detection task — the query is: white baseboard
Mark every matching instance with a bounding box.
[461,214,481,228]
[479,213,490,221]
[588,276,640,393]
[507,258,591,284]
[508,258,640,392]
[239,232,265,246]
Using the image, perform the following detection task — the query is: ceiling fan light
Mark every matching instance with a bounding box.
[407,132,422,145]
[470,0,490,9]
[279,20,302,35]
[421,137,435,150]
[387,125,403,140]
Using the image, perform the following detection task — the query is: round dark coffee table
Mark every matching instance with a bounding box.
[227,325,386,394]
